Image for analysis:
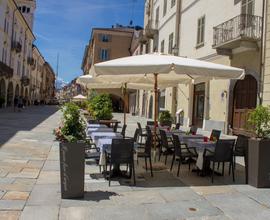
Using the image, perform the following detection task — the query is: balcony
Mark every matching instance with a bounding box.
[213,14,262,56]
[145,19,158,39]
[21,76,30,86]
[12,41,22,53]
[0,61,13,78]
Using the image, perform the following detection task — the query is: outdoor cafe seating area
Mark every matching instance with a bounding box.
[84,118,248,186]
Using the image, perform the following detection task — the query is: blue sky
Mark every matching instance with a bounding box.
[34,0,145,83]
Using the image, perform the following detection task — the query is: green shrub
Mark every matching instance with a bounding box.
[75,100,89,110]
[248,105,270,139]
[55,102,86,143]
[88,94,113,120]
[159,110,173,126]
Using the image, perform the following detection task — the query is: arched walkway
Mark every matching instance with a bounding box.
[0,79,6,107]
[7,82,14,107]
[15,84,19,97]
[232,75,257,134]
[111,94,124,113]
[148,95,153,119]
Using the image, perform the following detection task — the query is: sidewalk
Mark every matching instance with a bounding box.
[0,109,269,219]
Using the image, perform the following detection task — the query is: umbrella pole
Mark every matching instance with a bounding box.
[154,73,158,161]
[123,83,127,126]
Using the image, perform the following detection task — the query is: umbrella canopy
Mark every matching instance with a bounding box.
[94,53,245,81]
[73,94,87,100]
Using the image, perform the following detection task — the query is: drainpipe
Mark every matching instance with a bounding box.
[174,0,182,56]
[260,0,267,105]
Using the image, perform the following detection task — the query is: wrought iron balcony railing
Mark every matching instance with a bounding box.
[27,57,35,66]
[21,75,30,86]
[0,61,13,78]
[213,14,262,48]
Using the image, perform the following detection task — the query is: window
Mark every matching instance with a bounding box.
[159,90,166,110]
[27,8,30,13]
[241,0,254,15]
[171,0,176,8]
[197,16,205,46]
[155,7,159,29]
[101,34,109,42]
[22,6,26,13]
[100,49,109,61]
[168,33,174,54]
[161,40,165,53]
[163,0,167,17]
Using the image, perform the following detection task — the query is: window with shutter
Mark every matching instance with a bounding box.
[196,16,205,47]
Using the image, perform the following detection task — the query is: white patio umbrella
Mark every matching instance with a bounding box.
[94,53,245,157]
[73,94,87,100]
[76,74,176,125]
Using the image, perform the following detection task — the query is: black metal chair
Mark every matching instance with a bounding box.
[137,126,153,177]
[159,129,174,165]
[85,142,101,172]
[137,122,147,144]
[113,122,119,132]
[204,139,235,183]
[120,124,127,137]
[210,129,221,141]
[106,138,135,186]
[232,135,249,184]
[170,134,198,176]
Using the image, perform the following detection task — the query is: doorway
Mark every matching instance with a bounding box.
[232,75,257,134]
[192,83,205,128]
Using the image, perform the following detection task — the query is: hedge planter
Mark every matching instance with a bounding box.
[59,142,85,199]
[248,139,270,188]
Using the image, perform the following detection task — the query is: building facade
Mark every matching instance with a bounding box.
[0,0,55,108]
[138,0,265,135]
[81,26,141,112]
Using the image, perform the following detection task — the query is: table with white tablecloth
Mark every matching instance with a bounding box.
[174,133,204,143]
[187,139,216,170]
[87,127,113,136]
[90,132,122,142]
[87,123,107,128]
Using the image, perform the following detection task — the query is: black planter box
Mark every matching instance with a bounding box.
[59,142,85,199]
[248,139,270,188]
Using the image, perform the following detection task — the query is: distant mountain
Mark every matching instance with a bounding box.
[55,78,68,90]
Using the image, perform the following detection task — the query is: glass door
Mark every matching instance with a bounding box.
[192,83,205,128]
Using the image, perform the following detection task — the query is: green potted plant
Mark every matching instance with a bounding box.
[247,105,270,188]
[88,93,113,120]
[54,102,86,199]
[0,96,5,108]
[159,110,173,127]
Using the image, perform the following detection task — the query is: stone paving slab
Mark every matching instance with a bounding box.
[20,206,59,220]
[2,191,29,201]
[0,211,21,220]
[0,200,25,211]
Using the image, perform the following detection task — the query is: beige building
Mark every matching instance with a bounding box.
[41,62,55,104]
[81,26,141,112]
[0,0,56,107]
[30,45,45,104]
[138,0,265,135]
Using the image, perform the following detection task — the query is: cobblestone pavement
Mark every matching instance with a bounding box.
[0,108,270,220]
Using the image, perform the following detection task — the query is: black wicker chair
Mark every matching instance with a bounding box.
[204,139,235,183]
[137,126,153,177]
[106,138,135,186]
[113,122,119,132]
[120,124,127,137]
[232,135,249,184]
[159,129,174,165]
[170,134,198,176]
[137,122,147,144]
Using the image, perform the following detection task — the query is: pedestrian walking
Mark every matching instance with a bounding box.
[14,96,18,112]
[18,96,23,112]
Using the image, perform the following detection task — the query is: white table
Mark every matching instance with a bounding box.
[90,132,122,142]
[187,139,216,170]
[87,127,113,136]
[87,124,107,128]
[176,134,204,143]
